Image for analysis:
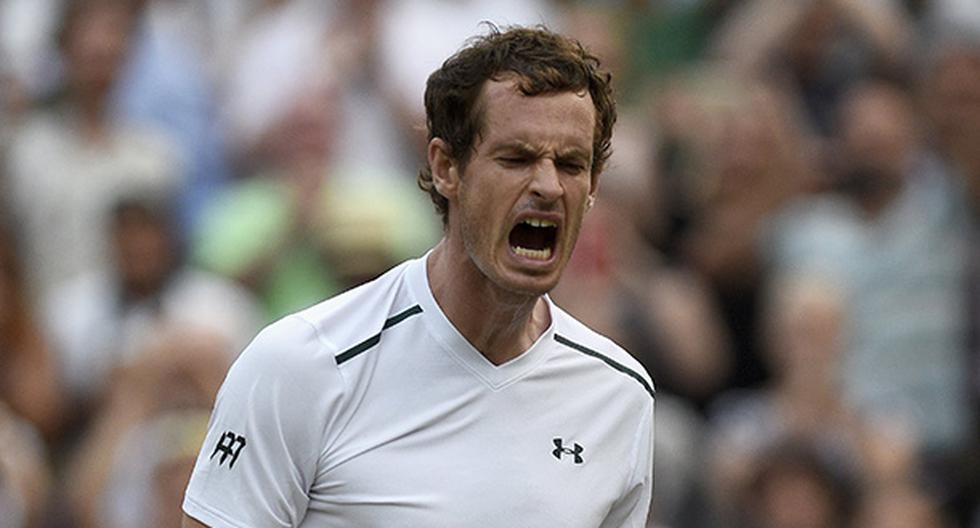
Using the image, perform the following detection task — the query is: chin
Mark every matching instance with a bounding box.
[496,266,563,297]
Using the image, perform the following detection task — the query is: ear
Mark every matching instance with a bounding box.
[586,176,599,212]
[428,138,460,201]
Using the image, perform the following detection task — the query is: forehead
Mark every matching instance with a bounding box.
[476,78,596,152]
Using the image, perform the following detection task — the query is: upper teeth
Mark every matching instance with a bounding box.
[523,219,556,228]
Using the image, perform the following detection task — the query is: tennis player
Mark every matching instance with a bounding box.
[182,25,654,527]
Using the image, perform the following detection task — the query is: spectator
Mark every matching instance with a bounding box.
[103,409,210,528]
[661,73,812,394]
[43,194,262,415]
[65,328,232,528]
[194,78,346,321]
[0,220,64,440]
[712,0,913,134]
[4,0,182,303]
[765,79,971,458]
[219,0,337,169]
[919,23,980,525]
[313,174,441,289]
[706,274,911,523]
[196,69,439,320]
[740,439,858,528]
[111,0,234,233]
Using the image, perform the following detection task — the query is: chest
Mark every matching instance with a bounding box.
[303,341,637,526]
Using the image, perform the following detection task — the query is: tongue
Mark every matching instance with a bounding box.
[510,223,550,250]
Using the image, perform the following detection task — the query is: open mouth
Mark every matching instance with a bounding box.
[509,218,558,261]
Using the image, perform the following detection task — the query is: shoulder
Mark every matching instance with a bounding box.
[288,259,419,364]
[231,314,335,382]
[229,259,417,383]
[551,305,655,402]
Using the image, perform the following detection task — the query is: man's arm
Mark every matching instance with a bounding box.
[182,513,208,528]
[181,316,345,526]
[600,395,655,528]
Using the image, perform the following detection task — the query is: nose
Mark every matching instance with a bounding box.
[529,160,563,202]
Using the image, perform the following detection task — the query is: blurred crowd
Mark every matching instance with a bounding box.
[0,0,978,526]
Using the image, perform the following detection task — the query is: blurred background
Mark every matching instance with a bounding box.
[1,0,978,526]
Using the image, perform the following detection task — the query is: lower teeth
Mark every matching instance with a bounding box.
[512,246,552,260]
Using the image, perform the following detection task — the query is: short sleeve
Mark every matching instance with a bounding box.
[182,315,344,527]
[600,396,655,528]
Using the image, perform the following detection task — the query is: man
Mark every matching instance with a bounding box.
[182,26,654,527]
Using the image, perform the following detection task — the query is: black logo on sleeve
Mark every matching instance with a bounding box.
[210,431,247,469]
[552,438,584,464]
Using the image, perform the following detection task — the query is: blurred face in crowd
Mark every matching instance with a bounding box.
[716,107,774,189]
[767,281,844,382]
[112,205,176,298]
[267,80,341,170]
[61,1,135,100]
[437,78,597,296]
[836,82,916,203]
[787,0,838,78]
[756,466,841,528]
[711,84,802,198]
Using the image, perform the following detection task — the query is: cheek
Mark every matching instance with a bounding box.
[456,188,498,249]
[461,174,513,221]
[565,180,593,216]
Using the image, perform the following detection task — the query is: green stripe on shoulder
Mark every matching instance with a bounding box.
[554,333,655,399]
[335,305,423,365]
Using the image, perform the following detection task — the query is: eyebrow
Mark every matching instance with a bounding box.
[492,141,592,162]
[557,148,592,163]
[492,141,538,156]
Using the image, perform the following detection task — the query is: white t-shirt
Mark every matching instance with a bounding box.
[6,111,182,302]
[183,255,655,527]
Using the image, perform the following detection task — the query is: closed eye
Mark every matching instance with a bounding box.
[557,160,588,174]
[498,156,532,167]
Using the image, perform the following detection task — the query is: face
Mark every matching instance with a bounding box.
[839,84,916,181]
[113,208,175,294]
[434,78,598,296]
[758,468,839,528]
[64,3,133,98]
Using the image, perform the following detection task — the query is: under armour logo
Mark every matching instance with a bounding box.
[552,438,584,464]
[210,431,246,469]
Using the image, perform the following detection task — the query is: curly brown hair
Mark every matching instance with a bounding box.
[418,25,617,225]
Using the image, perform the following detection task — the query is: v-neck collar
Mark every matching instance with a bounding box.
[405,253,557,390]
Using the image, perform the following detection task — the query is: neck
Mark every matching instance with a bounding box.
[427,239,550,365]
[72,90,110,141]
[856,180,902,218]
